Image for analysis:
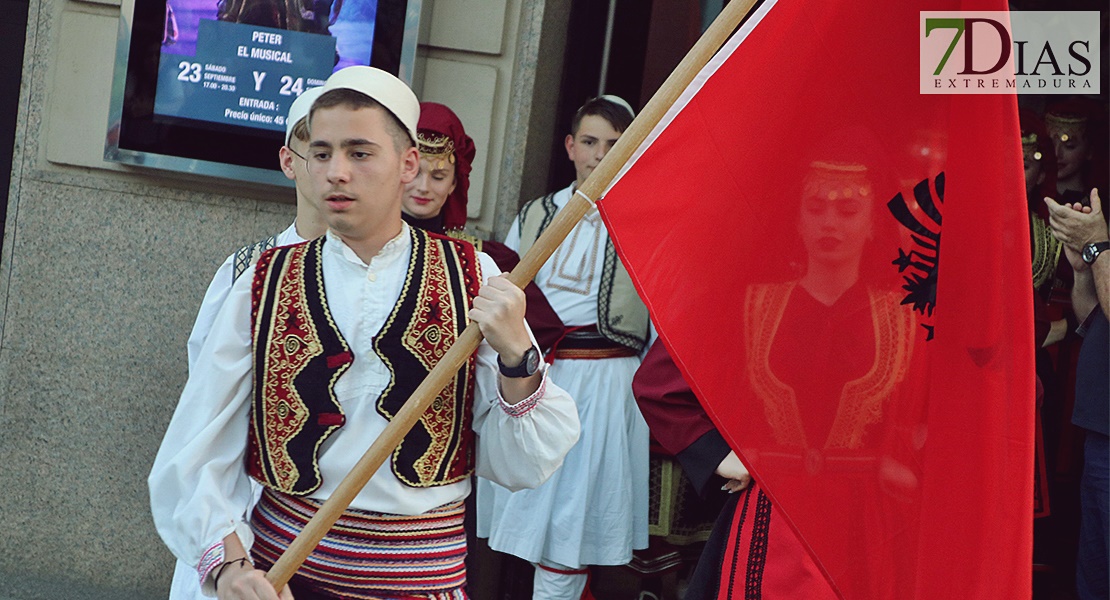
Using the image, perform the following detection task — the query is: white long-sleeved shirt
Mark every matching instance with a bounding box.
[172,224,306,600]
[185,223,306,370]
[151,223,580,584]
[504,183,607,326]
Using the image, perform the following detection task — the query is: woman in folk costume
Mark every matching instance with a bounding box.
[402,102,563,352]
[400,102,481,240]
[1042,98,1106,558]
[637,136,923,598]
[1045,97,1108,209]
[477,96,652,600]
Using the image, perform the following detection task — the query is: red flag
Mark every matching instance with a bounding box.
[599,1,1033,598]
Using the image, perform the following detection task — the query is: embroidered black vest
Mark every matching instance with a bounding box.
[245,230,483,495]
[247,237,351,495]
[374,228,482,487]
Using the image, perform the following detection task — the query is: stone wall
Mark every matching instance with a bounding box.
[0,0,568,596]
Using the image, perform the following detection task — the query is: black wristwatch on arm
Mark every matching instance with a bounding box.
[1081,241,1110,265]
[497,346,541,378]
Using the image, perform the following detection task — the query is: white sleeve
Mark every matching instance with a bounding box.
[150,264,259,593]
[185,254,236,372]
[470,253,580,491]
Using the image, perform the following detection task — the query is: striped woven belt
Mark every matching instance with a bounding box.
[549,325,638,361]
[249,488,468,599]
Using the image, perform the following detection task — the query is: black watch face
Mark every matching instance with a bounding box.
[525,347,540,374]
[1083,243,1104,263]
[500,347,540,377]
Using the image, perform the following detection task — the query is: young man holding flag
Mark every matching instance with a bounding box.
[150,66,580,600]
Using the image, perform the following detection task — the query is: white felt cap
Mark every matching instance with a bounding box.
[318,66,419,144]
[285,86,325,145]
[599,94,636,118]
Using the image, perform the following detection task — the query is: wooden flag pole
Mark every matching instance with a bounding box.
[265,0,757,590]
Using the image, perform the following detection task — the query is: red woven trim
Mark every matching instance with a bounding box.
[500,367,548,419]
[196,540,225,587]
[536,563,588,575]
[250,490,468,597]
[552,346,638,360]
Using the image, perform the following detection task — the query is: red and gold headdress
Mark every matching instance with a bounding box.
[1020,108,1054,165]
[1045,112,1087,144]
[416,102,476,230]
[803,161,873,202]
[1044,98,1100,144]
[1021,131,1043,162]
[417,131,456,171]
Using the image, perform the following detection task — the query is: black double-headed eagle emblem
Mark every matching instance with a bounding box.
[888,173,944,341]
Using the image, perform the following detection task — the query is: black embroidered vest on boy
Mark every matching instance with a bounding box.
[246,229,483,495]
[515,189,650,353]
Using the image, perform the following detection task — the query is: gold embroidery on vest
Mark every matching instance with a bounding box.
[375,229,479,487]
[1030,214,1062,290]
[745,284,914,450]
[408,241,458,483]
[745,284,807,448]
[251,241,350,493]
[255,251,313,489]
[825,290,914,449]
[402,242,457,370]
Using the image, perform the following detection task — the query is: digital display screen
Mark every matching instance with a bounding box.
[108,0,417,181]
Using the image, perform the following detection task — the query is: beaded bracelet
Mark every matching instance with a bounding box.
[213,557,251,591]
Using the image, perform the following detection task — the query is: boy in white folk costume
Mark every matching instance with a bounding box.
[169,86,326,600]
[477,96,652,600]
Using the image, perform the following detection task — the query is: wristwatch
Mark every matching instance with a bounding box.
[498,346,541,378]
[1081,241,1110,265]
